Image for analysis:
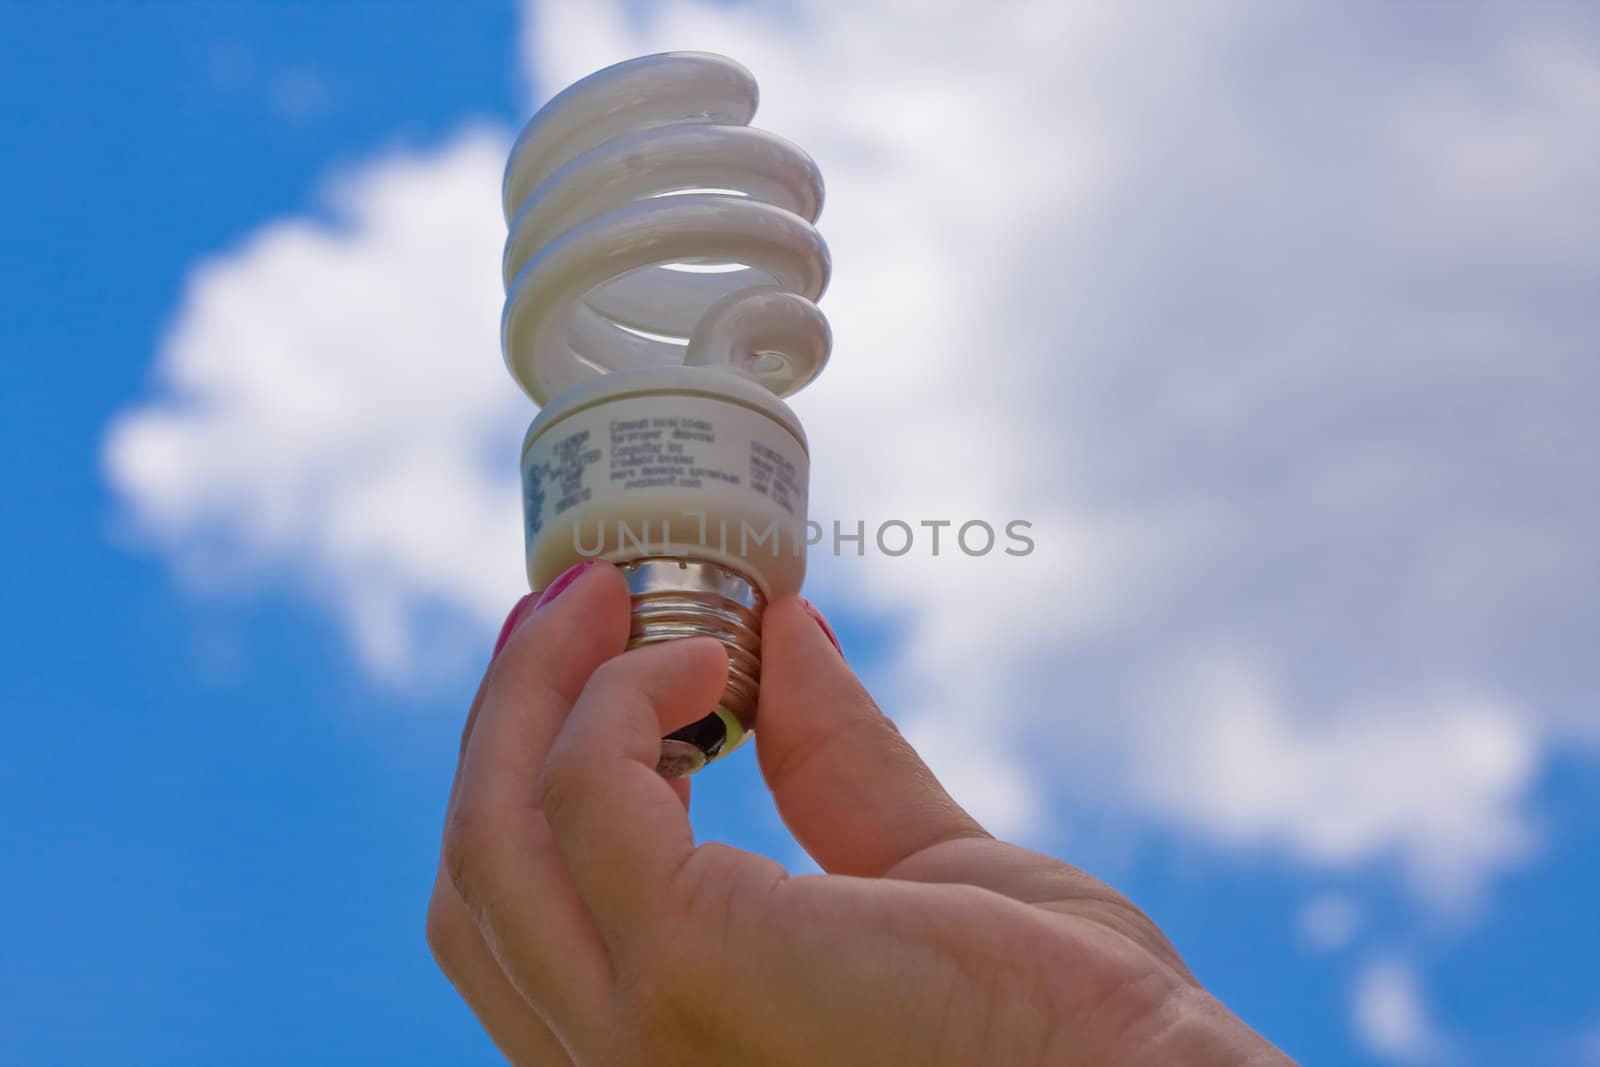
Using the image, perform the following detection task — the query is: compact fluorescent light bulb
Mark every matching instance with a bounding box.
[501,52,831,776]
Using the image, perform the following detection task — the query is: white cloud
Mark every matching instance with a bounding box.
[106,0,1600,900]
[104,129,526,677]
[1352,957,1448,1064]
[1297,892,1362,954]
[1131,653,1537,907]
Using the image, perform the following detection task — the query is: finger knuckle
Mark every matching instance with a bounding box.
[536,757,580,828]
[440,803,495,904]
[423,894,471,974]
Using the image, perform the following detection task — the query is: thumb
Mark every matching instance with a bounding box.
[753,596,987,877]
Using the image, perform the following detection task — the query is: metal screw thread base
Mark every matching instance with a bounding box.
[618,558,766,777]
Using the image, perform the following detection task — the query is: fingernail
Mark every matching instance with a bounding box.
[800,598,842,655]
[533,558,601,612]
[492,593,536,658]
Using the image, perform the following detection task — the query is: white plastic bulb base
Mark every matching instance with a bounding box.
[521,364,809,775]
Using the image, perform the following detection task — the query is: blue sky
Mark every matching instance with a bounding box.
[3,2,1599,1065]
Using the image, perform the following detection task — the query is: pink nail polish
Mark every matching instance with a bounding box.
[534,559,601,612]
[492,593,536,658]
[801,598,842,654]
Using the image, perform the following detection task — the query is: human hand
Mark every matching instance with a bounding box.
[426,560,1291,1065]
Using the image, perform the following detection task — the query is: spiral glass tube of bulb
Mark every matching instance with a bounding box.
[501,52,831,776]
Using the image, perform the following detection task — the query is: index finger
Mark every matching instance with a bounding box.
[537,637,729,953]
